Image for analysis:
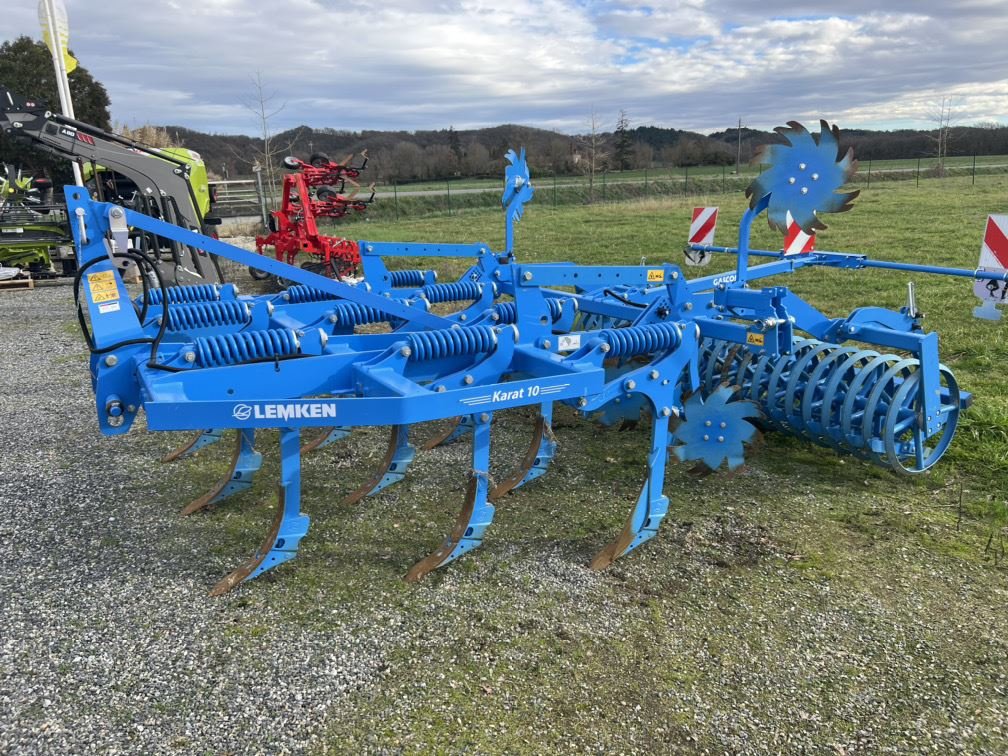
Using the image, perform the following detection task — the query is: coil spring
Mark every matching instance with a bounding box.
[599,322,682,358]
[407,325,497,362]
[165,300,250,332]
[421,281,482,304]
[389,269,428,288]
[145,284,220,305]
[492,298,565,325]
[283,285,339,304]
[330,301,388,328]
[193,329,299,367]
[697,337,961,472]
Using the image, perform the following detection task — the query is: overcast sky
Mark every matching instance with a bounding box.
[6,1,1008,136]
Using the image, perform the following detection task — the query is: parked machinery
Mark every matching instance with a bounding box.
[67,124,1004,595]
[254,152,374,279]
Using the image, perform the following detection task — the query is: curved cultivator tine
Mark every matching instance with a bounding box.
[340,425,415,505]
[162,428,224,463]
[420,415,474,451]
[181,428,262,516]
[590,414,670,571]
[405,415,494,581]
[489,410,557,501]
[300,425,351,455]
[210,428,310,596]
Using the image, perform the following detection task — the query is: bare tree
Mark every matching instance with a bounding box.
[577,108,608,202]
[927,96,955,176]
[230,72,301,207]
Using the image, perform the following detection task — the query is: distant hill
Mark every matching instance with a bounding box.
[157,121,1008,181]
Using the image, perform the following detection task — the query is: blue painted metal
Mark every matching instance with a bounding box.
[62,130,980,595]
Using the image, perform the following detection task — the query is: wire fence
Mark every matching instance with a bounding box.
[213,154,1008,226]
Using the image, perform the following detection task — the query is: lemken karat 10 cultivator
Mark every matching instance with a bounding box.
[67,121,1004,595]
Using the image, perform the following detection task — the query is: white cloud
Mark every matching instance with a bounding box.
[2,0,1006,134]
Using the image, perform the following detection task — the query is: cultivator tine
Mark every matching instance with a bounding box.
[489,408,557,501]
[420,415,474,451]
[180,428,262,516]
[340,425,415,505]
[161,428,224,462]
[300,425,351,455]
[210,428,310,595]
[590,413,670,571]
[405,415,494,582]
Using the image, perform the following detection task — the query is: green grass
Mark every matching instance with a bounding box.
[204,176,1008,752]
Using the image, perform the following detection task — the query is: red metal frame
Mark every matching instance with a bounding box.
[255,153,374,276]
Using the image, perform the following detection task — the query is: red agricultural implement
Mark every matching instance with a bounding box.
[254,152,375,278]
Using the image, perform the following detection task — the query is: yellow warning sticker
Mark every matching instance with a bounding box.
[87,271,120,304]
[746,332,765,346]
[646,269,664,283]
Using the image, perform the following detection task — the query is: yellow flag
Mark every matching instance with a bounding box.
[38,0,78,74]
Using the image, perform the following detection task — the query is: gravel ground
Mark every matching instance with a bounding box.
[0,286,386,753]
[1,283,1006,754]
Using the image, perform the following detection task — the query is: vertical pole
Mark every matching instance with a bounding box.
[41,0,83,185]
[722,164,726,193]
[393,181,399,221]
[736,116,742,176]
[866,158,872,190]
[446,181,451,216]
[553,172,557,208]
[684,166,688,195]
[916,157,921,188]
[644,168,648,197]
[972,154,977,185]
[602,171,606,201]
[253,166,268,227]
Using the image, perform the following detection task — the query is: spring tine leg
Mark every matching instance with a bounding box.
[161,428,224,462]
[405,415,494,582]
[210,427,310,595]
[300,425,351,455]
[590,412,670,570]
[181,428,263,516]
[340,425,415,505]
[489,404,556,501]
[420,415,474,451]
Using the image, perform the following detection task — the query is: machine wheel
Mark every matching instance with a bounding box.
[309,152,331,167]
[282,156,300,170]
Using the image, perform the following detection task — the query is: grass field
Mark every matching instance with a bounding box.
[202,176,1008,752]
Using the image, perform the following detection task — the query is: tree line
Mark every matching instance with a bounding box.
[4,35,1008,186]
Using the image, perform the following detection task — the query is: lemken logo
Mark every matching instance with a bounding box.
[232,402,338,421]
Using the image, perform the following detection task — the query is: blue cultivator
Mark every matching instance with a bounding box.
[67,127,985,594]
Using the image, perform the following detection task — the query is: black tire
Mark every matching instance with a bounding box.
[309,152,330,168]
[249,264,272,281]
[267,214,279,233]
[315,186,338,201]
[282,156,300,170]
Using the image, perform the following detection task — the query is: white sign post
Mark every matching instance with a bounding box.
[38,0,83,185]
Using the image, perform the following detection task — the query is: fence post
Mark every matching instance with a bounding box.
[644,168,648,197]
[866,158,872,190]
[446,181,452,215]
[972,154,977,185]
[393,181,399,221]
[252,164,268,227]
[602,171,607,201]
[553,172,557,207]
[722,165,726,193]
[916,158,920,188]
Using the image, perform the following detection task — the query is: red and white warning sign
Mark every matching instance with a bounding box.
[688,207,718,246]
[973,214,1008,308]
[783,211,815,255]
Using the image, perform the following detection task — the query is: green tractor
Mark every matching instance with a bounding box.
[0,164,72,276]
